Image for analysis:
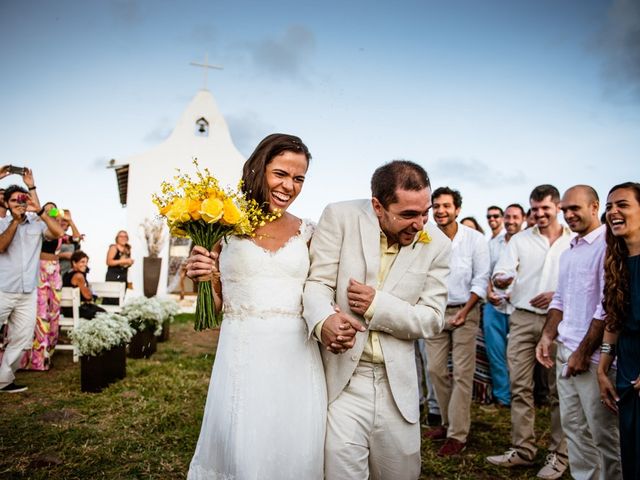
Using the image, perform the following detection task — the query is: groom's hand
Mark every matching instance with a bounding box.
[347,279,375,316]
[321,312,366,354]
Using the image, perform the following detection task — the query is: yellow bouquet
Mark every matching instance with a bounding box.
[153,160,277,330]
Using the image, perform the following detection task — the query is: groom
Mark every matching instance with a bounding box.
[303,160,451,479]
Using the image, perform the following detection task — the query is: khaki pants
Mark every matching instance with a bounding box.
[556,342,622,480]
[507,309,567,461]
[425,304,479,442]
[0,291,37,388]
[325,362,420,480]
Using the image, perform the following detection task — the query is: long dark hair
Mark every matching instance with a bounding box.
[241,133,311,212]
[603,182,640,332]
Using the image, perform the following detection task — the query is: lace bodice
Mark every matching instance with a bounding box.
[219,220,315,318]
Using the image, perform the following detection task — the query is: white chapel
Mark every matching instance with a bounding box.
[112,72,245,297]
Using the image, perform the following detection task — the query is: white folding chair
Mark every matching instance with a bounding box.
[92,281,126,313]
[56,287,81,362]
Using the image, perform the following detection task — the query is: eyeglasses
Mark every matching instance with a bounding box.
[486,214,502,219]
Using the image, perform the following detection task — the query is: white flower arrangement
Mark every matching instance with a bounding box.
[120,296,179,335]
[141,217,166,257]
[70,312,135,357]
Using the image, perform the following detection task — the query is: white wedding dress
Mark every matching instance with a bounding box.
[188,220,327,480]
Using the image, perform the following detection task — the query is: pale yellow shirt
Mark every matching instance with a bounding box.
[360,233,399,363]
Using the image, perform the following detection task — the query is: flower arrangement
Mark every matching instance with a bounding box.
[70,312,135,357]
[152,159,278,330]
[120,296,166,336]
[141,217,166,257]
[156,296,180,323]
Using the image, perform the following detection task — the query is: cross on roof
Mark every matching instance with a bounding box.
[190,54,223,90]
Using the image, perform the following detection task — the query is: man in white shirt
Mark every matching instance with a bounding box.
[535,185,621,479]
[0,179,63,393]
[487,185,572,480]
[483,204,525,408]
[424,187,490,456]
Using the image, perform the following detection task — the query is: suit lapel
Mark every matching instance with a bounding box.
[359,203,381,287]
[383,241,419,292]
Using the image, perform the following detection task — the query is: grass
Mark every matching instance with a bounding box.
[0,313,566,479]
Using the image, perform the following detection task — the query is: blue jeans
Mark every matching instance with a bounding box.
[482,303,511,405]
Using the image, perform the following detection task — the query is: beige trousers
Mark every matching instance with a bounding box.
[556,342,622,480]
[425,304,479,442]
[325,362,421,480]
[507,309,567,461]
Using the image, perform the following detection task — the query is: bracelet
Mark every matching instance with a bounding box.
[37,207,45,217]
[28,186,36,191]
[600,343,616,357]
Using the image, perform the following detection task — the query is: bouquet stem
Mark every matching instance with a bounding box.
[188,222,225,331]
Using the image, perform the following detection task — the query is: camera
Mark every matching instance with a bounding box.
[7,165,26,176]
[16,193,29,205]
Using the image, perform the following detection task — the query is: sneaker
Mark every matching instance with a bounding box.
[486,448,534,467]
[437,438,466,456]
[423,425,447,441]
[536,452,568,480]
[0,382,28,393]
[479,402,510,413]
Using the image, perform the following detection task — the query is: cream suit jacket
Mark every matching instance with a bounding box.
[303,199,451,423]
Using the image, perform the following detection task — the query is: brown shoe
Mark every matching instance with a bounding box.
[423,425,447,441]
[437,438,466,456]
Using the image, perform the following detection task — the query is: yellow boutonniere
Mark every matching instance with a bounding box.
[412,230,431,249]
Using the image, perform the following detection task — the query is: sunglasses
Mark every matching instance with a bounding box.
[486,214,502,219]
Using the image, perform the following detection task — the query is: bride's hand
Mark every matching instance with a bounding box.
[186,245,219,282]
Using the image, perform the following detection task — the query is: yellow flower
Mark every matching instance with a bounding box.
[167,198,191,224]
[221,198,242,225]
[412,230,432,249]
[187,198,202,221]
[158,202,172,216]
[199,197,224,224]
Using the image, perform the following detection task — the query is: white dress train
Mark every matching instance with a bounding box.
[188,220,326,480]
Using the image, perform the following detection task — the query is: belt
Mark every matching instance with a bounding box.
[514,307,541,315]
[447,304,466,309]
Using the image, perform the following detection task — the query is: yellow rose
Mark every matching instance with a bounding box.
[221,199,242,225]
[167,198,191,224]
[412,230,432,249]
[199,197,224,224]
[187,198,202,221]
[159,202,172,216]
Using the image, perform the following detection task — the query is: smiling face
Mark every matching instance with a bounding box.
[606,187,640,241]
[73,256,89,273]
[115,231,129,246]
[561,188,599,236]
[373,187,431,247]
[504,206,525,236]
[486,208,503,232]
[530,195,560,230]
[432,193,460,228]
[264,151,308,212]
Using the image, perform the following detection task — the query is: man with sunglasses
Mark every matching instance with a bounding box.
[486,206,505,239]
[0,173,63,393]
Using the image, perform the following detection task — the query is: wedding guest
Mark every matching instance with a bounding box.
[58,210,83,277]
[23,202,63,371]
[536,185,621,479]
[487,185,571,480]
[425,187,490,456]
[104,230,132,305]
[186,134,328,479]
[0,176,64,393]
[461,216,485,235]
[598,182,640,480]
[486,205,505,239]
[483,203,525,409]
[62,251,105,320]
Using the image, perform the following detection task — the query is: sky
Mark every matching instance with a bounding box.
[1,0,639,282]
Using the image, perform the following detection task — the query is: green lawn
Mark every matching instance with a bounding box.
[0,314,565,479]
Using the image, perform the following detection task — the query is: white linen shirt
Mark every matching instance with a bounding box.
[446,224,490,305]
[493,225,573,315]
[0,213,47,293]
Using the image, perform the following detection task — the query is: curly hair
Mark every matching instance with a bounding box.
[602,182,640,332]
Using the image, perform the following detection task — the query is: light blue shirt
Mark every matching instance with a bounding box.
[0,213,47,293]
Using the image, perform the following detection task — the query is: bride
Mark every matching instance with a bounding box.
[186,134,327,480]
